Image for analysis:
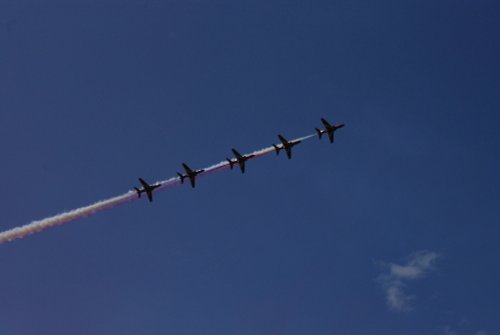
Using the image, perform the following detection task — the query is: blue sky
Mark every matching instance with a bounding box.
[1,0,499,334]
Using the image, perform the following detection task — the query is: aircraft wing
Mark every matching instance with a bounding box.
[285,147,292,159]
[278,135,288,145]
[146,191,153,202]
[240,161,245,173]
[321,118,332,128]
[189,175,196,188]
[328,132,334,143]
[139,178,149,188]
[182,163,193,174]
[232,149,243,158]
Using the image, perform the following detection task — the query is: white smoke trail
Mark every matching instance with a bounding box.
[0,133,317,244]
[0,192,136,244]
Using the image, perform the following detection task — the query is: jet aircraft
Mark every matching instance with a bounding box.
[226,148,255,174]
[315,118,345,143]
[273,135,302,159]
[177,163,205,188]
[134,178,161,202]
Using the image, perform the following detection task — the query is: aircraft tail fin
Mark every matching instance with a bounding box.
[134,187,141,198]
[177,173,185,184]
[226,158,234,169]
[272,144,280,155]
[315,128,323,139]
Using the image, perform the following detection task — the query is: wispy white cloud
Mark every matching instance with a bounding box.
[385,284,414,311]
[442,326,487,335]
[378,250,440,312]
[443,326,458,335]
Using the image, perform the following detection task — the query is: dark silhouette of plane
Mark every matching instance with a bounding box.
[315,118,345,143]
[226,148,255,174]
[134,178,161,202]
[273,135,302,159]
[177,163,205,188]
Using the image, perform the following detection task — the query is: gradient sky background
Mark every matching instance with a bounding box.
[1,1,499,334]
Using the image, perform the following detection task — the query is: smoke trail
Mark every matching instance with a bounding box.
[0,133,317,244]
